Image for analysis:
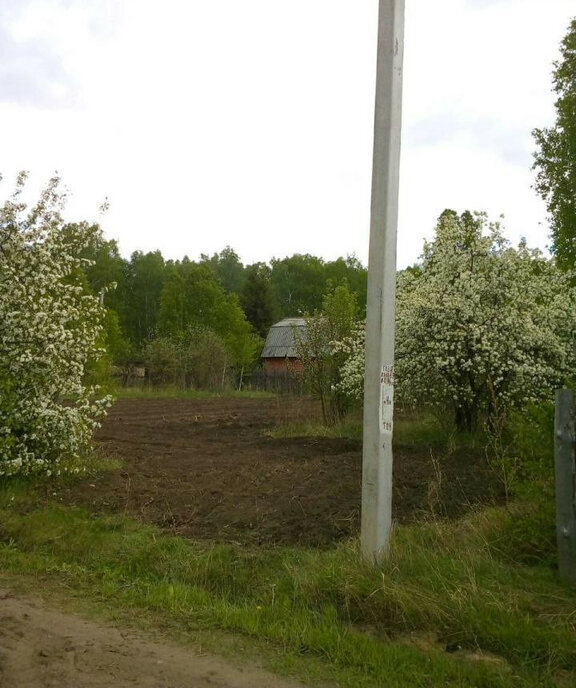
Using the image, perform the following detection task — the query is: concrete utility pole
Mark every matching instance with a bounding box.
[361,0,405,562]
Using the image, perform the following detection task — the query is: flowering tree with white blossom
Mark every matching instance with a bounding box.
[336,210,576,432]
[0,173,112,477]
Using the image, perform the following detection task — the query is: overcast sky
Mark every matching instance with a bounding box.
[0,0,573,268]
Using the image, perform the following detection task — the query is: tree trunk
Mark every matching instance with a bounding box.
[454,403,477,433]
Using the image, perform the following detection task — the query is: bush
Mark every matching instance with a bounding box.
[144,327,231,390]
[0,174,112,477]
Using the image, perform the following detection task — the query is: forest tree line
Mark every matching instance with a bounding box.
[70,227,368,383]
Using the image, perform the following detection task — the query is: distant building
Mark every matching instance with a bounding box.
[261,317,307,375]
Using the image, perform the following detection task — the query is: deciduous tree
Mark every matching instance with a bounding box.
[158,261,255,370]
[123,250,166,347]
[200,246,246,294]
[533,18,576,268]
[0,174,112,476]
[336,210,576,432]
[240,262,277,337]
[270,254,327,316]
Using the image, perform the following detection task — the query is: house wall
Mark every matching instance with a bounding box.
[263,357,304,375]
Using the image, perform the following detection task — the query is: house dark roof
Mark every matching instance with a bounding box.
[261,318,307,358]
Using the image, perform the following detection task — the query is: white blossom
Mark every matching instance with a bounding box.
[335,211,576,431]
[0,173,112,476]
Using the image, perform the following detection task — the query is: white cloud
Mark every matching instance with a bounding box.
[0,0,573,267]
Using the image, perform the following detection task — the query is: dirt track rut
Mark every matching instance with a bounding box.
[0,588,307,688]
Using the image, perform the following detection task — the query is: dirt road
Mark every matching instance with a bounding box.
[0,588,306,688]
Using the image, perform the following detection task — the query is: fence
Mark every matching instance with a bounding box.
[247,369,306,395]
[554,388,576,585]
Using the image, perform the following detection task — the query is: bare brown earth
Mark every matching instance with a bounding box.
[0,588,306,688]
[53,397,503,547]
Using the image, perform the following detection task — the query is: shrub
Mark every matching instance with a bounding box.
[0,174,112,476]
[144,327,231,390]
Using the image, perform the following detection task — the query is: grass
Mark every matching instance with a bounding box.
[268,419,363,441]
[112,385,276,400]
[0,475,574,687]
[268,409,477,450]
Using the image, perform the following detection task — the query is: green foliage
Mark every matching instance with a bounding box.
[60,224,132,382]
[143,328,231,390]
[269,254,367,319]
[51,237,368,378]
[323,281,358,336]
[488,403,557,566]
[270,254,328,316]
[493,501,557,569]
[200,246,246,294]
[324,256,368,317]
[62,224,126,316]
[122,250,166,347]
[84,309,131,391]
[101,308,132,366]
[297,283,359,425]
[240,262,278,337]
[158,261,255,369]
[507,403,555,490]
[533,18,576,269]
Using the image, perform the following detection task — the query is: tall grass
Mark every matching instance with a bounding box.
[269,408,483,450]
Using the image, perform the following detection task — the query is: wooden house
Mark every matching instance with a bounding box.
[261,317,307,374]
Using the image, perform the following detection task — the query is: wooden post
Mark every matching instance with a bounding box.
[554,388,576,585]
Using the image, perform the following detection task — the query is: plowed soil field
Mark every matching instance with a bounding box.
[54,397,502,547]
